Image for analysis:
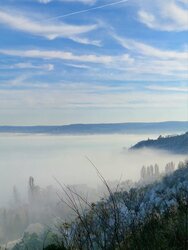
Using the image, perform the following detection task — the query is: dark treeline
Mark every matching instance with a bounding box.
[131,131,188,154]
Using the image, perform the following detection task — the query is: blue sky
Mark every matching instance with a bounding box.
[0,0,187,125]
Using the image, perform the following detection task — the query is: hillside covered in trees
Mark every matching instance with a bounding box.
[131,132,188,154]
[8,160,188,250]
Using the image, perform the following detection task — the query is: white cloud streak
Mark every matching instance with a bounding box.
[0,49,133,65]
[113,35,188,60]
[0,43,187,80]
[0,82,187,110]
[111,34,188,79]
[137,0,188,31]
[0,9,98,43]
[146,85,188,92]
[38,0,96,4]
[2,62,54,71]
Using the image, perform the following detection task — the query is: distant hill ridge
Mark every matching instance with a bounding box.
[131,131,188,154]
[0,121,187,135]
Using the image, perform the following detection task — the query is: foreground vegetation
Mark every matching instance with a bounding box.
[11,160,188,250]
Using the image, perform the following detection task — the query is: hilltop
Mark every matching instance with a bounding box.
[131,131,188,154]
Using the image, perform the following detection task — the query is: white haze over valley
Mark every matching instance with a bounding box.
[0,133,186,206]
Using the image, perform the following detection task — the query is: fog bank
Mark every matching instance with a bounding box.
[0,133,186,206]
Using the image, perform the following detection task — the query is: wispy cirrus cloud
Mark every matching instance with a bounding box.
[0,80,187,110]
[146,85,188,92]
[0,9,99,43]
[137,0,188,31]
[38,0,96,4]
[0,49,133,65]
[107,33,188,79]
[1,62,54,71]
[69,36,102,46]
[113,34,188,60]
[64,63,93,69]
[1,45,186,81]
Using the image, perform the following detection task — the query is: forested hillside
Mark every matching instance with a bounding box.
[131,132,188,154]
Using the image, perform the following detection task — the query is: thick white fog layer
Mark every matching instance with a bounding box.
[0,133,186,206]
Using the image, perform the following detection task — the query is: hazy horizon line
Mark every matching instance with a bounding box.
[0,120,188,127]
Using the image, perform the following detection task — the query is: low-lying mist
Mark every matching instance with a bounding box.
[0,133,186,206]
[0,133,187,246]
